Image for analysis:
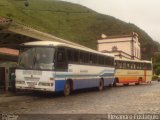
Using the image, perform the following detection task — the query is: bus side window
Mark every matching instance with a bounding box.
[133,63,136,69]
[140,63,142,70]
[89,53,92,64]
[93,54,97,65]
[136,63,139,70]
[74,50,79,63]
[79,51,84,63]
[122,62,125,69]
[143,63,145,69]
[104,57,108,66]
[120,62,123,69]
[126,62,129,69]
[55,48,68,71]
[67,49,73,63]
[117,61,120,68]
[84,52,89,64]
[98,55,101,65]
[57,52,63,62]
[115,61,117,68]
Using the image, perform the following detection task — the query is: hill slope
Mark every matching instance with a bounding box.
[0,0,159,59]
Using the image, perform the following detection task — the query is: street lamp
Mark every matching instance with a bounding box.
[24,0,29,7]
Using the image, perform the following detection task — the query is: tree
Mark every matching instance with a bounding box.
[154,66,160,75]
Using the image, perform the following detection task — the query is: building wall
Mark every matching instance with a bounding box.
[132,37,141,59]
[0,48,19,56]
[98,38,132,56]
[97,33,141,60]
[108,52,139,60]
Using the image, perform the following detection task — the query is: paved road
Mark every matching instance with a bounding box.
[0,81,160,114]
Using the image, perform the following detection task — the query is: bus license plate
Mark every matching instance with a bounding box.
[27,82,37,87]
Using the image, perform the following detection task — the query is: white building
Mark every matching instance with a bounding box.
[97,32,141,60]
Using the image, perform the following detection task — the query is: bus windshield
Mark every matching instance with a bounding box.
[18,47,55,70]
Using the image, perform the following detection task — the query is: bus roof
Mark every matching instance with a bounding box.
[115,58,152,63]
[22,41,114,58]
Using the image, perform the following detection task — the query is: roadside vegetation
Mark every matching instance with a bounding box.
[0,0,160,74]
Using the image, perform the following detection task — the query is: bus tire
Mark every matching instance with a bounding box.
[135,83,139,85]
[99,78,104,91]
[136,77,142,85]
[64,81,71,96]
[123,83,129,86]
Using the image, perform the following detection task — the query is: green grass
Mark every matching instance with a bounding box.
[0,0,159,60]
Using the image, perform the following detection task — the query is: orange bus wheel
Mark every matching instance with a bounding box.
[123,83,129,86]
[135,82,140,85]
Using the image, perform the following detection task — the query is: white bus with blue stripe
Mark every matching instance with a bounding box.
[16,41,115,96]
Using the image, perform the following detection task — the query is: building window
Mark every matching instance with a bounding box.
[112,46,118,52]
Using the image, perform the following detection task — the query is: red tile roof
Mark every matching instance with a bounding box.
[0,48,19,56]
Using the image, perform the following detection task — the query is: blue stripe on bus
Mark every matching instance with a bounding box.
[55,73,114,78]
[55,77,114,92]
[74,78,101,89]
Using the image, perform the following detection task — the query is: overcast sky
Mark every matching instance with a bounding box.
[61,0,160,43]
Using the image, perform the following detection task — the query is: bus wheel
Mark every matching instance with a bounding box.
[123,83,129,86]
[64,81,71,96]
[136,78,142,85]
[99,79,104,91]
[135,82,140,85]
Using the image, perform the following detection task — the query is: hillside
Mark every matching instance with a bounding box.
[0,0,159,60]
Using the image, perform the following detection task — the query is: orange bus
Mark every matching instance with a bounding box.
[114,59,153,86]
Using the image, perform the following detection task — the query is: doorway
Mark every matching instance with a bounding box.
[0,67,6,91]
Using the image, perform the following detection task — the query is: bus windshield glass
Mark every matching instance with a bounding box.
[18,47,55,70]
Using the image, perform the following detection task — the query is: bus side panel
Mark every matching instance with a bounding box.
[115,69,144,83]
[102,72,115,86]
[146,70,153,82]
[54,65,115,91]
[73,77,114,90]
[73,78,99,90]
[73,79,89,90]
[88,78,99,88]
[104,78,115,86]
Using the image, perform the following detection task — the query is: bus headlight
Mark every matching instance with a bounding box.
[50,78,54,81]
[38,82,52,86]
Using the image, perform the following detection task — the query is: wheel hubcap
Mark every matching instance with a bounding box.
[99,80,103,90]
[64,83,70,96]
